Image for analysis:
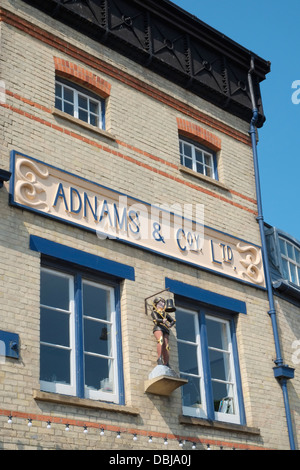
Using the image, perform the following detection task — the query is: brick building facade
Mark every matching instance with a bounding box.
[0,0,298,451]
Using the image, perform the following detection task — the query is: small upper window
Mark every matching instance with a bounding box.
[179,138,217,180]
[279,237,300,286]
[55,78,105,129]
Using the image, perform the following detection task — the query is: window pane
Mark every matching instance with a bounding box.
[279,238,287,256]
[287,242,295,260]
[79,109,88,122]
[83,283,110,321]
[206,319,228,350]
[295,248,300,264]
[84,318,112,357]
[205,166,212,178]
[90,114,98,127]
[177,342,198,375]
[55,83,62,98]
[40,307,70,347]
[204,153,212,166]
[63,87,74,103]
[183,143,192,158]
[290,263,297,284]
[196,162,204,174]
[181,375,202,408]
[78,95,88,109]
[176,310,196,342]
[63,102,74,116]
[282,258,290,280]
[55,97,62,110]
[209,348,231,382]
[183,157,193,170]
[212,381,235,414]
[195,149,203,163]
[40,344,70,385]
[40,270,70,311]
[85,355,114,393]
[90,100,99,114]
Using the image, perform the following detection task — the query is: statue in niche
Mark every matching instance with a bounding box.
[151,297,176,368]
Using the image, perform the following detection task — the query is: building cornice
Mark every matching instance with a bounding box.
[20,0,270,127]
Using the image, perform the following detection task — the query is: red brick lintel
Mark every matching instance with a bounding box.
[177,117,222,152]
[54,56,111,98]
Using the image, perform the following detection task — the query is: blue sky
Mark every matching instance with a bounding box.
[172,0,300,241]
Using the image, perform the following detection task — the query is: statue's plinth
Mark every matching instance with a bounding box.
[144,365,188,396]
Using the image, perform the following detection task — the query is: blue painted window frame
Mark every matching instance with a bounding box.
[40,260,124,404]
[30,236,135,405]
[166,278,246,425]
[30,235,135,282]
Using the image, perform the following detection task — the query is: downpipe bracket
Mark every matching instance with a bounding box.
[273,365,295,381]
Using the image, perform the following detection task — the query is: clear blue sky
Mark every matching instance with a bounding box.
[172,0,300,241]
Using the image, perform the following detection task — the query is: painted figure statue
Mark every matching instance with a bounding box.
[151,297,176,367]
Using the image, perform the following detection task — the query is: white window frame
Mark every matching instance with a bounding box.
[179,138,217,179]
[39,268,119,404]
[55,79,104,129]
[40,268,76,396]
[207,315,240,424]
[176,308,241,424]
[83,279,119,403]
[279,236,300,287]
[177,307,207,419]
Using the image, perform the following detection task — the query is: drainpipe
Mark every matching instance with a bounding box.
[248,57,296,450]
[0,169,11,188]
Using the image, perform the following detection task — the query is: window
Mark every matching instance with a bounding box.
[40,266,121,403]
[176,307,205,417]
[179,138,217,179]
[279,237,300,286]
[55,78,105,129]
[176,306,241,424]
